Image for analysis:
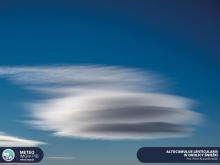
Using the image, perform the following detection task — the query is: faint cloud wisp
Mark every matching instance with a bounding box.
[0,132,46,146]
[47,156,75,160]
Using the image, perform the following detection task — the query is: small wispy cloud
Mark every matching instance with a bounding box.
[47,156,75,160]
[0,132,46,146]
[0,65,202,140]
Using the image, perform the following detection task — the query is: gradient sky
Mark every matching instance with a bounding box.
[0,0,220,165]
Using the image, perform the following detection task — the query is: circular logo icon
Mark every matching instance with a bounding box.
[2,149,15,162]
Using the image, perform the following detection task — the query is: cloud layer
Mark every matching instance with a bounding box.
[0,65,202,140]
[0,132,45,146]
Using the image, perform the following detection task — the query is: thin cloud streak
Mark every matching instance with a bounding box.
[47,156,75,160]
[0,132,46,146]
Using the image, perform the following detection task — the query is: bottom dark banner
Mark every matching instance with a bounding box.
[137,147,220,163]
[0,147,43,163]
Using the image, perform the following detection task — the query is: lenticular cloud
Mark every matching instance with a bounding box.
[0,65,202,140]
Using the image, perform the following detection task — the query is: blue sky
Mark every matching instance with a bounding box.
[0,1,220,165]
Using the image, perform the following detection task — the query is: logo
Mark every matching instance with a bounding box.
[2,149,15,162]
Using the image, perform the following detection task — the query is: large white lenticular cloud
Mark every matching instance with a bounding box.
[0,65,202,140]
